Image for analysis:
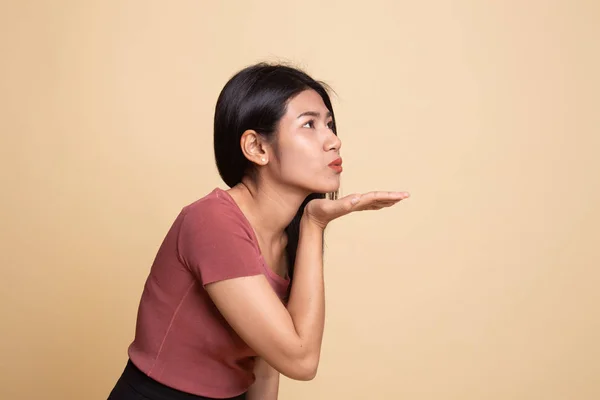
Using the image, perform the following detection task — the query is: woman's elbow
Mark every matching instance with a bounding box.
[282,355,319,381]
[296,366,318,381]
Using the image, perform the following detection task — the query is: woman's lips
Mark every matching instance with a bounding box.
[328,157,343,173]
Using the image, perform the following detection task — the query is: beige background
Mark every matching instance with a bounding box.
[1,1,599,399]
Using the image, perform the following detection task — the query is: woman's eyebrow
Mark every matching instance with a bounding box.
[297,111,332,119]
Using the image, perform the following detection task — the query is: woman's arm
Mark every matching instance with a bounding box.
[205,192,407,381]
[205,215,324,380]
[246,357,280,400]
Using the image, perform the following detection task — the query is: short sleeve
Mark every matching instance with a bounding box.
[176,199,263,286]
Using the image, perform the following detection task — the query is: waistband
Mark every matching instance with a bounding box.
[119,359,246,400]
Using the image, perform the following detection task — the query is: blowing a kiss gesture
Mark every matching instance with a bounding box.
[108,62,412,400]
[305,190,410,229]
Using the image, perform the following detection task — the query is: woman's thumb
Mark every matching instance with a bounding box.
[346,193,362,209]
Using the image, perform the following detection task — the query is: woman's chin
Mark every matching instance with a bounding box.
[311,181,341,195]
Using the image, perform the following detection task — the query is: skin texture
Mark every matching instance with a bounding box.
[246,357,280,400]
[205,89,409,398]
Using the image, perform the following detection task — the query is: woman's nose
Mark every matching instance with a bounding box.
[325,131,342,152]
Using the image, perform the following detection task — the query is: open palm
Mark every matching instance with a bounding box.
[304,191,410,228]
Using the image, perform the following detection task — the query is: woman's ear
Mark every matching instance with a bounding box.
[240,129,269,165]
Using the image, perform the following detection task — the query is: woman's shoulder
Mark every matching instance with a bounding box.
[175,187,260,256]
[178,187,251,233]
[182,187,232,211]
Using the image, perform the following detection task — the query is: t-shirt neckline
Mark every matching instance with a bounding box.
[214,188,291,286]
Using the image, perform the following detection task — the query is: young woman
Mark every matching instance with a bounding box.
[108,63,409,400]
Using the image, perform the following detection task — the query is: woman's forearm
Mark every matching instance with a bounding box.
[205,215,326,381]
[246,357,280,400]
[285,215,326,378]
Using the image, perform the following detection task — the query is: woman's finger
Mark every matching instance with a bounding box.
[341,191,409,213]
[376,200,403,207]
[355,198,407,211]
[365,191,409,202]
[360,196,407,207]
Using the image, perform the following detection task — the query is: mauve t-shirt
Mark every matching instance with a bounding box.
[127,188,290,398]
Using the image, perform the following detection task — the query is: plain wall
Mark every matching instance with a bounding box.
[1,1,599,399]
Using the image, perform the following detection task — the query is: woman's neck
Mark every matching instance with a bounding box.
[227,177,307,247]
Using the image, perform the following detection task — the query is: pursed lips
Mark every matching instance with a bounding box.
[328,157,343,172]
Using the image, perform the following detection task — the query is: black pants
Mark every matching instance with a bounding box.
[108,360,247,400]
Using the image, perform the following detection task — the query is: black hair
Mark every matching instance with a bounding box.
[213,62,338,280]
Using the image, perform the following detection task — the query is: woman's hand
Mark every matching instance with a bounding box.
[304,191,410,229]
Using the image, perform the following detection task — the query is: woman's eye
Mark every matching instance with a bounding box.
[302,120,333,130]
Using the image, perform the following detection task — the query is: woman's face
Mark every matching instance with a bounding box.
[269,89,342,195]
